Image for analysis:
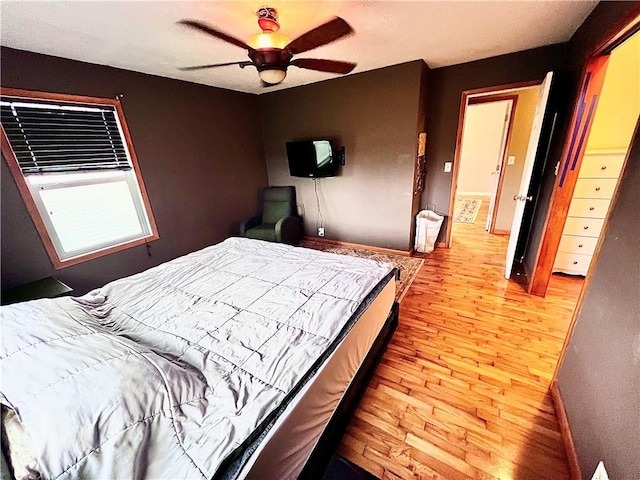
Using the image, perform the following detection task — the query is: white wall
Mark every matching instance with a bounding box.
[456,101,510,195]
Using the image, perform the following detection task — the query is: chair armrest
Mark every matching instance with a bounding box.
[240,215,262,236]
[275,216,301,245]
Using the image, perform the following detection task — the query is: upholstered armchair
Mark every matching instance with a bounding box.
[240,186,302,245]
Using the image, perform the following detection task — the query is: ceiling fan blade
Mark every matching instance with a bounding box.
[290,58,356,74]
[178,61,254,71]
[286,17,353,55]
[178,19,255,52]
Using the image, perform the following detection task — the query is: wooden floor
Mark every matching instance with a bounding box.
[337,200,584,479]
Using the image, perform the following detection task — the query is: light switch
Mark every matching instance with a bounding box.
[444,162,452,173]
[507,156,516,165]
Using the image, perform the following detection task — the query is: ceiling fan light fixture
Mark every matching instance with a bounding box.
[178,11,356,86]
[247,32,290,50]
[258,68,287,85]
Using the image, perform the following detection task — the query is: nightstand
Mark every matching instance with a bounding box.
[1,277,73,306]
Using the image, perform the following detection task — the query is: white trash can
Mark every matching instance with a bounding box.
[414,209,444,254]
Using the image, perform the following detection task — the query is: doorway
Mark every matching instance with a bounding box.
[453,98,513,237]
[448,81,545,276]
[529,28,640,297]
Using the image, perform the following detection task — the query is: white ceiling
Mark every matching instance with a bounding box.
[1,1,598,95]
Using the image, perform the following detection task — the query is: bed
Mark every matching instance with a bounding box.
[0,237,398,480]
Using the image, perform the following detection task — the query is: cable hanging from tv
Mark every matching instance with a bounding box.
[313,178,324,233]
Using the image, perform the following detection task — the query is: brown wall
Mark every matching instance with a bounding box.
[1,47,268,295]
[557,121,639,479]
[258,61,426,251]
[412,62,430,249]
[555,3,640,478]
[568,1,639,65]
[421,44,568,242]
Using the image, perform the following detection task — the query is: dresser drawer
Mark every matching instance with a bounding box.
[567,198,611,219]
[557,235,599,256]
[553,251,591,276]
[573,178,618,199]
[563,217,605,237]
[579,152,626,179]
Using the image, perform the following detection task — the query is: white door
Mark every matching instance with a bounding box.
[486,102,513,231]
[457,101,512,197]
[504,71,554,279]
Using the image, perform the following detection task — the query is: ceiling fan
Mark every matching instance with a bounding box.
[178,7,357,86]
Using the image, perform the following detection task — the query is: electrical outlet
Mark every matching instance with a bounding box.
[318,227,325,237]
[591,461,609,480]
[444,162,452,173]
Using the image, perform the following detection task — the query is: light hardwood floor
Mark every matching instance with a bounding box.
[337,200,584,479]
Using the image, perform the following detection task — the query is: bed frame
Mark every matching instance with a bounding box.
[300,301,399,478]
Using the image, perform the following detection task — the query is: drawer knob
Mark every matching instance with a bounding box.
[589,207,595,211]
[578,244,583,248]
[573,261,578,265]
[595,187,601,191]
[584,226,589,230]
[601,166,607,170]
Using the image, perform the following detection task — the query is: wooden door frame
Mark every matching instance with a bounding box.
[528,11,640,297]
[526,57,610,295]
[445,80,540,247]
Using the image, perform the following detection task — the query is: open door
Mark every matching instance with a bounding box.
[504,72,554,279]
[485,101,513,232]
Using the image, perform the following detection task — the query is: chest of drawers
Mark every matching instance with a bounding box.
[553,150,625,276]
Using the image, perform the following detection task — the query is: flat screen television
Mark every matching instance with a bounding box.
[286,140,339,178]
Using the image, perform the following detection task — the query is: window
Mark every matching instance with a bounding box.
[1,89,158,268]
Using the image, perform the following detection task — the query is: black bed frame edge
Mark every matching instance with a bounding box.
[299,301,400,479]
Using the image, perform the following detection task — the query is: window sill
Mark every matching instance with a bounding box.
[52,233,160,270]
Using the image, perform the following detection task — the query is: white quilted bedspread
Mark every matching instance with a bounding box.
[0,237,392,479]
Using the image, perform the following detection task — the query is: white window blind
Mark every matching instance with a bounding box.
[0,99,130,173]
[32,172,146,257]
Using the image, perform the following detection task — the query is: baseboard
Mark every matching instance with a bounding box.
[492,229,510,236]
[410,242,445,254]
[302,236,411,257]
[550,381,582,480]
